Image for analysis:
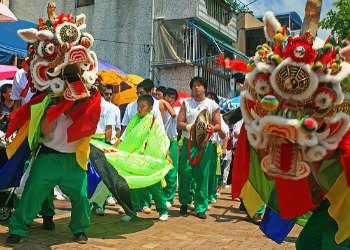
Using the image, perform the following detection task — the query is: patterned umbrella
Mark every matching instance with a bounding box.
[0,3,17,22]
[0,64,18,80]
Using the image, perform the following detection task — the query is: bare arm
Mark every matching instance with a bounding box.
[105,125,112,143]
[160,99,176,118]
[222,135,228,155]
[158,101,166,123]
[177,102,188,131]
[12,100,22,112]
[40,115,56,136]
[211,108,221,133]
[116,128,121,138]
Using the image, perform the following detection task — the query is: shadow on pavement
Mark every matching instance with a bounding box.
[0,209,155,249]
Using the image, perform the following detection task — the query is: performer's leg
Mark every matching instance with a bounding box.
[163,140,178,204]
[130,188,144,219]
[192,143,214,214]
[149,182,168,216]
[90,181,110,208]
[57,153,90,235]
[9,153,58,237]
[178,138,192,206]
[40,192,55,217]
[222,150,232,185]
[296,199,350,250]
[208,145,219,203]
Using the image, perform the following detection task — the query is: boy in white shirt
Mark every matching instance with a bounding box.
[161,88,179,207]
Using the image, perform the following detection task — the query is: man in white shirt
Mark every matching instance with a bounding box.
[11,69,35,110]
[161,88,179,208]
[177,77,221,219]
[102,85,121,143]
[120,79,163,140]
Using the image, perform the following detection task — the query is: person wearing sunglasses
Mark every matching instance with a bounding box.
[119,79,163,214]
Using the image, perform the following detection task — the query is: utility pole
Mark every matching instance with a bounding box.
[300,0,322,42]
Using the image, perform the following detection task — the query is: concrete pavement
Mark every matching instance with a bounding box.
[0,187,301,249]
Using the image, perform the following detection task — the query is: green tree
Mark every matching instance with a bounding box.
[319,0,350,39]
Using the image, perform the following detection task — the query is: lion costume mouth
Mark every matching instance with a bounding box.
[17,13,98,100]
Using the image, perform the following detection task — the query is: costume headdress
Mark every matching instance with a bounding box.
[6,7,101,169]
[217,0,350,245]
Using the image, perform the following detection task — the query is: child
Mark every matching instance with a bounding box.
[120,95,170,221]
[160,88,179,207]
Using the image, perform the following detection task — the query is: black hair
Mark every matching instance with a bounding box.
[0,84,12,103]
[164,87,178,100]
[104,84,113,91]
[156,86,167,94]
[137,79,154,92]
[207,91,220,105]
[137,94,154,106]
[190,76,207,90]
[232,73,245,84]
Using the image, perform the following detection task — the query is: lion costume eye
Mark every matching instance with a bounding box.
[43,42,55,56]
[255,80,271,95]
[313,87,336,110]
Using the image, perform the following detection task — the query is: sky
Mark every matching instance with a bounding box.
[240,0,335,40]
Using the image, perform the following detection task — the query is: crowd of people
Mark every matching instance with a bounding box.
[0,67,249,246]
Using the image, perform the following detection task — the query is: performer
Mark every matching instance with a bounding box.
[216,6,350,249]
[206,92,229,203]
[177,77,221,219]
[161,88,179,207]
[4,11,101,246]
[90,95,172,221]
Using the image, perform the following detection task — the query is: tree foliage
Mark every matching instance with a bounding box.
[319,0,350,39]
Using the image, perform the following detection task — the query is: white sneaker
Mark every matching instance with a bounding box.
[106,197,116,206]
[55,194,65,201]
[159,214,168,221]
[95,207,105,215]
[189,203,195,210]
[207,205,211,211]
[121,215,131,222]
[142,206,151,214]
[166,201,172,208]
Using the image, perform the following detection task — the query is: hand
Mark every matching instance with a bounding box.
[222,148,227,156]
[186,124,193,132]
[207,124,214,133]
[166,155,173,164]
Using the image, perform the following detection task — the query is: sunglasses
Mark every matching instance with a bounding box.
[104,93,113,96]
[137,91,145,95]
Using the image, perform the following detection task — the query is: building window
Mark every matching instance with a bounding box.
[76,0,94,8]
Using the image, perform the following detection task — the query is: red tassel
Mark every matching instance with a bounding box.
[339,130,350,187]
[231,124,251,198]
[67,90,101,142]
[228,60,249,72]
[46,100,74,123]
[275,177,316,219]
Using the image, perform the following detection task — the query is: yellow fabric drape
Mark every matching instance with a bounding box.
[75,136,91,170]
[326,171,350,244]
[240,181,264,218]
[6,120,30,158]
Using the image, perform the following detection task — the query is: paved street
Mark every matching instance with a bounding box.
[0,187,301,250]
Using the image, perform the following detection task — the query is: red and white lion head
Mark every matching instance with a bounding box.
[18,13,98,100]
[219,12,350,180]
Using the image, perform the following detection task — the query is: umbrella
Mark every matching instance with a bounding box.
[173,91,191,107]
[98,59,127,76]
[0,64,18,80]
[220,95,240,112]
[0,3,17,22]
[98,70,144,114]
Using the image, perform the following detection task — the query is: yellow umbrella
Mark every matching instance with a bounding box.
[98,70,144,107]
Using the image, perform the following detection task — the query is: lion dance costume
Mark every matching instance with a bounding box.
[1,12,105,242]
[216,8,350,250]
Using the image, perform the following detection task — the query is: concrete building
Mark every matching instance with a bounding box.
[234,11,302,57]
[9,0,247,97]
